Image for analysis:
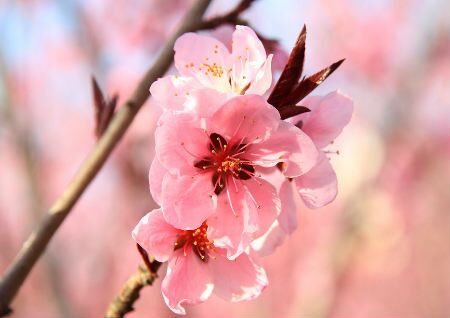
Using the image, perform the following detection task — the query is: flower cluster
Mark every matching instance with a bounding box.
[132,25,353,314]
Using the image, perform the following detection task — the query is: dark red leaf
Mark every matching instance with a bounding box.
[268,25,307,108]
[283,59,345,106]
[279,105,310,120]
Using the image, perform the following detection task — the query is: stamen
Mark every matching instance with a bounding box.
[226,186,239,217]
[180,142,203,159]
[209,133,227,153]
[229,115,247,143]
[212,173,225,195]
[229,175,240,193]
[248,158,287,165]
[244,184,261,210]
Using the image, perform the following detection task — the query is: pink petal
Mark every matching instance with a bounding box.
[277,178,299,234]
[210,25,234,51]
[207,194,252,260]
[149,75,200,111]
[254,168,299,234]
[251,220,287,257]
[231,26,268,93]
[149,157,167,205]
[243,178,281,238]
[209,250,268,302]
[162,250,214,315]
[293,91,353,148]
[246,54,273,95]
[161,173,216,230]
[186,88,231,118]
[271,46,289,73]
[155,111,209,175]
[209,94,280,144]
[174,33,232,92]
[131,209,180,262]
[295,153,338,208]
[248,121,319,177]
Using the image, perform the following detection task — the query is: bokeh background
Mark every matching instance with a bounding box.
[0,0,449,317]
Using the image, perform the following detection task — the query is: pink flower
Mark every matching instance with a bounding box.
[149,25,273,113]
[252,91,353,255]
[150,94,318,258]
[292,91,353,208]
[132,209,268,315]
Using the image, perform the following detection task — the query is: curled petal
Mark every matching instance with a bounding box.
[209,250,268,302]
[162,250,214,315]
[132,209,180,262]
[295,153,338,208]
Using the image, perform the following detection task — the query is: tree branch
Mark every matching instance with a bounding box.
[104,262,162,318]
[0,0,213,314]
[198,0,256,30]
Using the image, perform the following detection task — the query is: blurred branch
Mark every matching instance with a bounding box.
[105,262,162,318]
[0,55,76,317]
[0,0,214,314]
[198,0,256,29]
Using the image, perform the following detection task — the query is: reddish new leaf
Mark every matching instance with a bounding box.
[91,76,106,135]
[97,94,118,137]
[91,76,118,138]
[268,25,307,108]
[283,59,345,106]
[279,105,310,120]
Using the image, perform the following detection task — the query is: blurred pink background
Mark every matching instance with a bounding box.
[0,0,449,317]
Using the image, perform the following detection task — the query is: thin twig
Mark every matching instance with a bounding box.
[104,263,162,318]
[197,0,256,30]
[0,0,212,314]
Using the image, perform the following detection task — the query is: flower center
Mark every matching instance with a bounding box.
[194,133,255,195]
[174,222,214,262]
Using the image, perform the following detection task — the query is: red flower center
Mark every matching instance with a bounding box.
[194,133,255,195]
[174,222,214,262]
